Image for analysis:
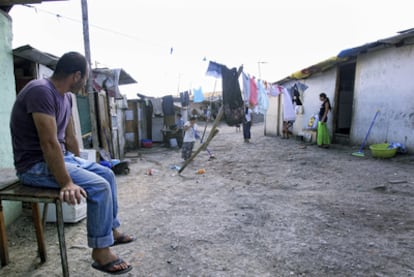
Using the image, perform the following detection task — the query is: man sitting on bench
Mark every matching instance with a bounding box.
[9,52,134,275]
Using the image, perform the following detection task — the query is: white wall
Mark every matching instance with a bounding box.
[0,10,22,226]
[352,45,414,149]
[264,96,279,136]
[266,69,338,138]
[299,69,337,134]
[0,11,15,167]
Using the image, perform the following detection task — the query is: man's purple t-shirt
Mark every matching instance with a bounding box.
[10,78,72,173]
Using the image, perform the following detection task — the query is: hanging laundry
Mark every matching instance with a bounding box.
[221,65,245,126]
[249,76,258,106]
[162,95,175,116]
[295,81,309,94]
[257,79,269,114]
[180,91,189,107]
[205,61,223,78]
[269,84,281,97]
[145,100,153,138]
[282,86,296,122]
[242,72,251,104]
[292,84,303,106]
[150,98,163,116]
[193,87,204,103]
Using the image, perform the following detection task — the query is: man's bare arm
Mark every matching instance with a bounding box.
[33,112,72,187]
[32,112,86,204]
[65,116,80,157]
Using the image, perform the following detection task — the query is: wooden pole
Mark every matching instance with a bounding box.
[200,78,217,143]
[178,106,223,174]
[81,0,99,149]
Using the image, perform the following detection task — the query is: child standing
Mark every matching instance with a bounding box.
[243,105,253,143]
[175,113,185,148]
[181,116,198,160]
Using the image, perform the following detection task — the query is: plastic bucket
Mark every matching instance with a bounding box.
[141,139,152,148]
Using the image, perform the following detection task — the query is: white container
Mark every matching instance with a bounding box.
[39,199,86,223]
[169,138,178,148]
[79,149,97,162]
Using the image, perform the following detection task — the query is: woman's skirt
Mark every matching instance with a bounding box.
[317,121,331,146]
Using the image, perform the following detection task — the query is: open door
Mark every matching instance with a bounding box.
[334,62,356,144]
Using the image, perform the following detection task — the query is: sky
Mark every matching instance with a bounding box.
[9,0,414,99]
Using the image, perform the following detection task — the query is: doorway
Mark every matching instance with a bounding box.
[334,62,356,144]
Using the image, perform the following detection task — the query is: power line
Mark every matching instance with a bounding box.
[22,4,168,50]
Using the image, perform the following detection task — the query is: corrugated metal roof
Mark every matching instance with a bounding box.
[0,0,66,12]
[13,45,137,86]
[290,56,348,80]
[338,28,414,58]
[277,28,414,84]
[93,68,137,86]
[13,44,59,67]
[0,0,62,3]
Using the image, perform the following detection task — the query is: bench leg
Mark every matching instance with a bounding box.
[0,201,9,266]
[32,203,47,262]
[55,199,69,277]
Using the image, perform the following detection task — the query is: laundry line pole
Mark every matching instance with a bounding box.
[81,0,99,149]
[257,61,267,80]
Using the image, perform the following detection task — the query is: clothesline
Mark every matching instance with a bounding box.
[205,60,309,123]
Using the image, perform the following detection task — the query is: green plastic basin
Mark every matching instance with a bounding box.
[369,143,397,158]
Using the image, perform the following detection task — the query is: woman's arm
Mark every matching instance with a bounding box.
[321,101,330,122]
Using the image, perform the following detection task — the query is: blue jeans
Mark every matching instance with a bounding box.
[17,152,120,248]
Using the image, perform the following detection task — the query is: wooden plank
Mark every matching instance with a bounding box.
[70,93,84,149]
[32,203,47,262]
[0,202,9,266]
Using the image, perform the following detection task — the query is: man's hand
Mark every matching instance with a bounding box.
[60,182,87,205]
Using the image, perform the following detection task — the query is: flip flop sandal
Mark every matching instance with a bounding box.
[112,234,136,246]
[91,258,132,275]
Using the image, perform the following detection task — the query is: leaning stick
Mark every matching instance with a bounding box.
[178,107,223,174]
[179,65,243,174]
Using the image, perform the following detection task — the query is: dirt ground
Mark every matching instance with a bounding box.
[1,121,414,277]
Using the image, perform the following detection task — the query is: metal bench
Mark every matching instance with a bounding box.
[0,168,68,277]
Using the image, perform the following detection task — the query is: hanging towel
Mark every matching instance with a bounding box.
[193,87,204,103]
[282,86,296,121]
[151,98,163,116]
[257,79,269,114]
[242,72,251,104]
[249,76,258,106]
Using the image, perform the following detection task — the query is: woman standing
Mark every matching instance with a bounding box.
[317,93,331,148]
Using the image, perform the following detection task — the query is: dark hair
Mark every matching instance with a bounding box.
[177,113,182,117]
[53,52,88,79]
[319,93,331,110]
[190,116,197,121]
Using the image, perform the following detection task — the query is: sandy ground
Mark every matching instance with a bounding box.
[1,121,414,277]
